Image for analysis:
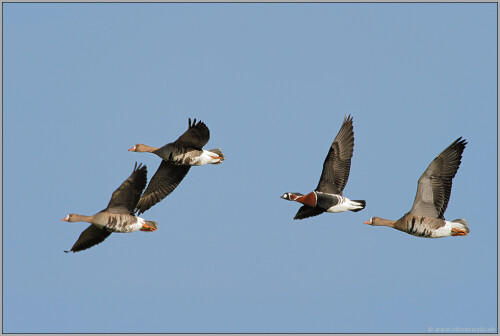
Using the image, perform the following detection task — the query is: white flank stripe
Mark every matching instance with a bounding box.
[326,197,361,213]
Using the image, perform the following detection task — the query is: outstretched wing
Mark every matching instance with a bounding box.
[106,162,148,214]
[294,205,325,220]
[135,161,191,215]
[65,225,111,253]
[172,118,210,149]
[409,137,467,219]
[315,115,354,195]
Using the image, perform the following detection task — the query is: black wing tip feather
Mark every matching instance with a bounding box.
[339,114,354,131]
[293,205,325,220]
[293,213,311,220]
[335,114,354,143]
[439,137,467,172]
[130,162,148,190]
[451,137,467,149]
[293,213,319,220]
[444,137,467,157]
[133,161,147,175]
[188,117,208,130]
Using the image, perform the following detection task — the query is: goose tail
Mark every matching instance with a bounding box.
[208,148,225,164]
[349,200,366,212]
[140,220,158,232]
[450,218,469,236]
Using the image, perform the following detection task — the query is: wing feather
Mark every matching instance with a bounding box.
[294,205,325,220]
[409,137,467,219]
[106,162,147,214]
[65,225,111,253]
[315,115,354,194]
[172,118,210,149]
[135,161,191,215]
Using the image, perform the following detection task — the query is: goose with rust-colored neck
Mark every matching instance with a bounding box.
[280,115,365,220]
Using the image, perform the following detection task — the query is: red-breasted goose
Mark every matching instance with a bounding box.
[364,137,469,238]
[62,163,157,253]
[129,118,225,214]
[281,115,366,220]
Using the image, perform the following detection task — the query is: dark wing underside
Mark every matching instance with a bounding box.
[172,118,210,149]
[65,225,111,253]
[315,115,354,195]
[294,205,325,220]
[105,162,148,214]
[409,137,467,219]
[135,161,191,215]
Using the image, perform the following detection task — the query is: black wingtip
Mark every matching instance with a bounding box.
[447,137,468,154]
[188,117,199,129]
[187,117,204,129]
[455,136,468,147]
[134,161,145,173]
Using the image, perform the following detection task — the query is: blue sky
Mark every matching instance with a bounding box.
[3,3,497,333]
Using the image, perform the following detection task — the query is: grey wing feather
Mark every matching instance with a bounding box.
[135,161,191,215]
[65,225,111,253]
[106,162,148,214]
[173,118,210,149]
[294,205,325,220]
[316,115,354,195]
[409,137,467,219]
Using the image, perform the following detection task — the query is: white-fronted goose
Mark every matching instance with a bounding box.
[281,115,366,220]
[364,137,469,238]
[129,118,224,214]
[62,163,158,253]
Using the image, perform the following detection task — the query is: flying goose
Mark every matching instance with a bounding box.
[281,115,365,220]
[62,163,157,253]
[129,118,224,214]
[364,137,469,238]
